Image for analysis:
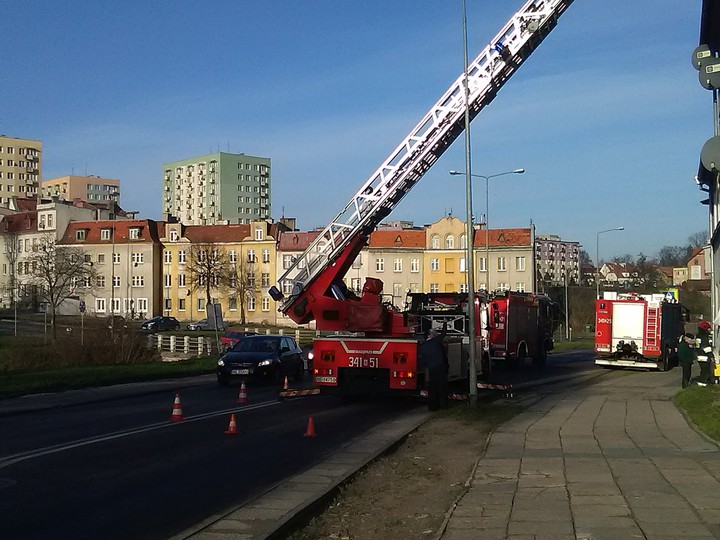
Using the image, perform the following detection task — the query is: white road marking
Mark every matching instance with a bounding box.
[0,400,282,470]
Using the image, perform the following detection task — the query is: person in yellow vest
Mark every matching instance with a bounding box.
[696,321,714,386]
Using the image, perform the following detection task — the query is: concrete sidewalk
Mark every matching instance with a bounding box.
[441,368,720,539]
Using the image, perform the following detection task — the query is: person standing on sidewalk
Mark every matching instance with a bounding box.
[696,321,714,385]
[421,323,448,411]
[678,333,697,388]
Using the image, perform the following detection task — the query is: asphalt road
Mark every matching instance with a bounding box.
[0,378,422,540]
[0,348,597,540]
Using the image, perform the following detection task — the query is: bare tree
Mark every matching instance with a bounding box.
[24,235,97,341]
[225,258,257,324]
[688,230,708,249]
[186,243,231,318]
[3,231,19,309]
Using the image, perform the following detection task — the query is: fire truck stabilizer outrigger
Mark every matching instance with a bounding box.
[595,292,689,371]
[269,0,574,396]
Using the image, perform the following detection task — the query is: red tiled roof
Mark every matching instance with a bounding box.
[183,224,252,243]
[14,198,37,212]
[368,230,426,248]
[473,228,531,248]
[277,231,321,251]
[60,220,161,244]
[2,212,37,233]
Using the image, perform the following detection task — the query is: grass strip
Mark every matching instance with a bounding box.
[675,384,720,442]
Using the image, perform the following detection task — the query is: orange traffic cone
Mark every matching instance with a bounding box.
[237,381,248,404]
[283,376,289,391]
[170,392,184,422]
[303,416,317,438]
[225,413,239,435]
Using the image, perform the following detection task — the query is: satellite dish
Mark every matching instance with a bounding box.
[701,136,720,172]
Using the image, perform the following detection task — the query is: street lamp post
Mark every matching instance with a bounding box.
[595,227,624,299]
[450,168,525,292]
[450,167,524,399]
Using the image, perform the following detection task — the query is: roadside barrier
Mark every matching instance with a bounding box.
[225,413,239,435]
[237,381,248,404]
[278,388,321,399]
[303,416,317,438]
[477,382,514,398]
[170,393,184,422]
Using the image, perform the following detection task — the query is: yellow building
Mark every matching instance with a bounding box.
[42,175,120,205]
[159,220,283,325]
[423,216,469,293]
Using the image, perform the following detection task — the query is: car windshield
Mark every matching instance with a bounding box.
[232,338,280,353]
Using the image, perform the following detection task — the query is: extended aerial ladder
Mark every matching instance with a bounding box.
[269,0,574,333]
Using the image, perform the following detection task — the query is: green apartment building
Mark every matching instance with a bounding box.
[162,152,270,225]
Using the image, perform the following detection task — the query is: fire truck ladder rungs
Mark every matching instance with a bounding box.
[274,0,575,313]
[646,305,659,348]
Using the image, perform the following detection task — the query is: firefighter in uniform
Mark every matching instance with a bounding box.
[420,323,448,411]
[696,321,714,385]
[678,333,696,388]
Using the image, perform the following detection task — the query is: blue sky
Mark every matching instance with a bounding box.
[3,0,709,261]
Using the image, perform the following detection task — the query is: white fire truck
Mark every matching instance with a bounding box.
[595,292,689,371]
[269,0,575,395]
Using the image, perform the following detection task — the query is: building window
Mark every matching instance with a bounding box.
[229,249,237,263]
[411,258,420,273]
[178,298,186,311]
[430,283,439,293]
[445,235,454,249]
[229,297,237,311]
[178,250,186,264]
[164,298,172,311]
[100,228,111,240]
[169,230,179,242]
[95,298,106,313]
[164,250,172,264]
[132,276,144,287]
[460,257,467,273]
[515,256,526,271]
[262,296,270,311]
[113,276,120,288]
[376,258,384,272]
[248,249,256,263]
[498,282,509,291]
[76,230,86,241]
[129,228,140,240]
[261,273,270,287]
[498,257,507,271]
[248,296,256,311]
[255,228,263,241]
[262,249,270,263]
[459,234,467,250]
[198,298,206,311]
[516,282,526,292]
[283,254,293,269]
[178,274,186,287]
[132,253,144,265]
[431,235,440,249]
[164,274,172,288]
[392,282,402,299]
[113,253,120,264]
[393,258,402,272]
[460,283,468,293]
[97,276,106,288]
[430,258,439,271]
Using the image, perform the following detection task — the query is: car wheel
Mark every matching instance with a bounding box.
[174,324,180,331]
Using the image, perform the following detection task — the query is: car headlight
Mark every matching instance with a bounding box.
[258,359,272,367]
[218,359,225,367]
[307,352,314,360]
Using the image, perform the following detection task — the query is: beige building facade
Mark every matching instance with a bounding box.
[42,175,120,205]
[0,135,41,204]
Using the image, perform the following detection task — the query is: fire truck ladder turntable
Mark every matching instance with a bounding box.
[270,0,575,319]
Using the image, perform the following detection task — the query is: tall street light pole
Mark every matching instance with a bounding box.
[450,166,524,400]
[596,227,624,299]
[450,168,525,291]
[460,0,477,405]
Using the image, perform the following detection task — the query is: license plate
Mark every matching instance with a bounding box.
[231,369,250,375]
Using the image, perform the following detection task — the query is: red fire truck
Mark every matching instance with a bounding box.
[595,293,689,371]
[269,0,575,395]
[487,291,559,369]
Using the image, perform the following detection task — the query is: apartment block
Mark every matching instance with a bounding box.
[42,175,120,205]
[162,152,270,226]
[534,234,581,286]
[0,135,41,204]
